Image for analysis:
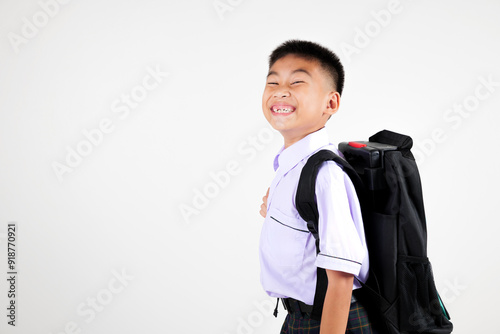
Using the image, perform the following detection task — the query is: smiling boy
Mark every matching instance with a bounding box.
[258,40,375,334]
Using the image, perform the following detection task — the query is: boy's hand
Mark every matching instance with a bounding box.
[259,188,270,218]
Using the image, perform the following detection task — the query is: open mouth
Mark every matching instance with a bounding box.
[271,105,296,114]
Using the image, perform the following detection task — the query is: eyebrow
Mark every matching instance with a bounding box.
[267,68,312,78]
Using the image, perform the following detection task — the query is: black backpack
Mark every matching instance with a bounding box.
[295,130,453,333]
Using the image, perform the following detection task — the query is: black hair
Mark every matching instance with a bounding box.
[268,39,345,95]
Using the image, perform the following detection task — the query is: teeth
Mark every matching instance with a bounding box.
[273,107,293,113]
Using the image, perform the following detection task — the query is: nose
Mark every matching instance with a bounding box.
[273,89,290,98]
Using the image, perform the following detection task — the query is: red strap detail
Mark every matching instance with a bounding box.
[348,141,367,148]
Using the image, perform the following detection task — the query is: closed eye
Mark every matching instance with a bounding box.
[267,82,278,85]
[291,81,304,85]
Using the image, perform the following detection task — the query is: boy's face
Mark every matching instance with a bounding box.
[262,54,339,148]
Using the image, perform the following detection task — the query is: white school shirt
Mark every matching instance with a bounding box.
[259,127,369,305]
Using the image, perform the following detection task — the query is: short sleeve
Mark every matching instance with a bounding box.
[313,161,368,276]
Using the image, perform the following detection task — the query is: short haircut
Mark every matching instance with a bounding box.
[268,40,345,95]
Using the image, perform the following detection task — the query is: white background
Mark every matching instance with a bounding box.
[1,0,499,333]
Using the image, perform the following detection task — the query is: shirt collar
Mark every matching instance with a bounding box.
[273,127,332,174]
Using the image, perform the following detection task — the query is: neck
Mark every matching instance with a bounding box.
[282,127,325,149]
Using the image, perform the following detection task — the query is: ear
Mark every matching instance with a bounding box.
[324,91,340,116]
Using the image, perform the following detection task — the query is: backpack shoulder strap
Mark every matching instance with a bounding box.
[295,149,367,321]
[297,149,368,247]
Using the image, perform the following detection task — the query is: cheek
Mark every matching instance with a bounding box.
[262,91,270,109]
[262,103,270,119]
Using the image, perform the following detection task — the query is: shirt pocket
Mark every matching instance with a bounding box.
[263,208,310,268]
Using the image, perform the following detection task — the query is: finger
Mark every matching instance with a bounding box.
[260,203,267,217]
[260,208,266,218]
[263,188,270,201]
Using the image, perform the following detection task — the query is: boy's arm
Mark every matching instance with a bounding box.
[319,269,354,334]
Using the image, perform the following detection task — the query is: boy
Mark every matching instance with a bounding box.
[258,40,375,334]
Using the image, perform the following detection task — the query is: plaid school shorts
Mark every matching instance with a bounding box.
[280,299,376,334]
